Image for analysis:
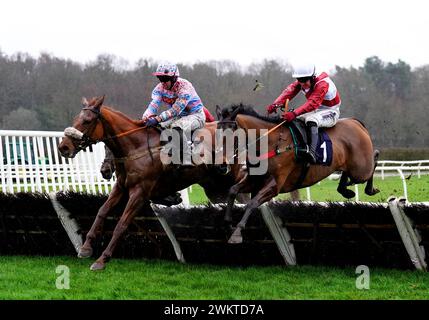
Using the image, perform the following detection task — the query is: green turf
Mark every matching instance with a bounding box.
[0,256,428,300]
[189,175,429,204]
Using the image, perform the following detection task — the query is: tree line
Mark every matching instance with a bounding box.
[0,51,427,148]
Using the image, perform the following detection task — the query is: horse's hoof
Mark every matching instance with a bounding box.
[365,188,380,196]
[340,189,355,199]
[90,261,105,271]
[78,246,93,258]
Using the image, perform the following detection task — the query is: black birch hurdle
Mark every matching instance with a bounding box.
[0,192,428,270]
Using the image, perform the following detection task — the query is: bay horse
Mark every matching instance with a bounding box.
[58,96,240,270]
[216,104,380,243]
[99,130,249,205]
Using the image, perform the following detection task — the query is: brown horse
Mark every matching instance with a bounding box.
[58,96,242,270]
[99,131,249,205]
[217,104,380,243]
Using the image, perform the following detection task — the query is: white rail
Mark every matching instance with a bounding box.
[0,130,189,205]
[0,130,115,194]
[377,160,429,179]
[308,161,429,202]
[1,130,428,203]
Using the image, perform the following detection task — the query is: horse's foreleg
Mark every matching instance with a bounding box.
[337,172,356,199]
[229,175,278,244]
[78,183,124,258]
[365,149,380,196]
[225,171,250,223]
[90,187,146,271]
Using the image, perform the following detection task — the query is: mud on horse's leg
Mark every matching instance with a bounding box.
[78,183,124,258]
[90,187,146,271]
[228,175,278,244]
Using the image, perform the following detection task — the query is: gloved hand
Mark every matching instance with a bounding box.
[266,104,281,114]
[145,117,159,127]
[282,111,296,122]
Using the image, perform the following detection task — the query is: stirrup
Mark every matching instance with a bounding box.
[308,151,317,164]
[304,145,317,164]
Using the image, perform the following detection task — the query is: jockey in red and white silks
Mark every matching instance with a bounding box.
[142,62,206,133]
[268,66,341,128]
[266,64,342,163]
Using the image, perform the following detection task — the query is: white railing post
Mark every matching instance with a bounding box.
[418,162,422,179]
[396,168,408,201]
[306,187,311,201]
[0,136,6,192]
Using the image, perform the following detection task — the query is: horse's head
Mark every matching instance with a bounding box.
[58,96,105,158]
[214,104,247,172]
[215,104,242,131]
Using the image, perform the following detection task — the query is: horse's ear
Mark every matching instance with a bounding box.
[215,105,222,120]
[94,95,105,109]
[81,97,89,107]
[231,106,241,119]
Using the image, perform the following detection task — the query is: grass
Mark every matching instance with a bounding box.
[0,174,427,300]
[189,175,429,204]
[1,256,429,300]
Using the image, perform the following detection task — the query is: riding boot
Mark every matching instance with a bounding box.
[176,128,194,166]
[307,121,318,164]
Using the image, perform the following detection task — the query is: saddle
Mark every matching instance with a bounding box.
[287,119,333,166]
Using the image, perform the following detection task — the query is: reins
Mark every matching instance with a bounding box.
[74,106,156,162]
[101,125,147,141]
[105,146,163,163]
[222,99,290,162]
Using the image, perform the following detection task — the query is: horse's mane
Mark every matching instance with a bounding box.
[101,105,143,126]
[222,103,282,124]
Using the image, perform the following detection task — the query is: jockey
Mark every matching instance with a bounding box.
[266,64,341,164]
[142,62,206,165]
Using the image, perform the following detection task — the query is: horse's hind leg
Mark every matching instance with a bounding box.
[337,172,356,199]
[365,149,380,196]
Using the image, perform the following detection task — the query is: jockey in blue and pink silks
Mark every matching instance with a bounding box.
[142,62,207,165]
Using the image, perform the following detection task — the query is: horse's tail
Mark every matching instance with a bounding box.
[373,149,380,168]
[363,148,381,196]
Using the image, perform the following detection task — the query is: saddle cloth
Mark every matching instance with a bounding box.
[288,120,333,166]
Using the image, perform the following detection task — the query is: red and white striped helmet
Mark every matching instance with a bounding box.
[152,62,180,77]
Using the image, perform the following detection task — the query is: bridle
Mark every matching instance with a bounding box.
[64,106,148,153]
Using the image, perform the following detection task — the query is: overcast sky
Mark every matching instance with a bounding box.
[0,0,428,73]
